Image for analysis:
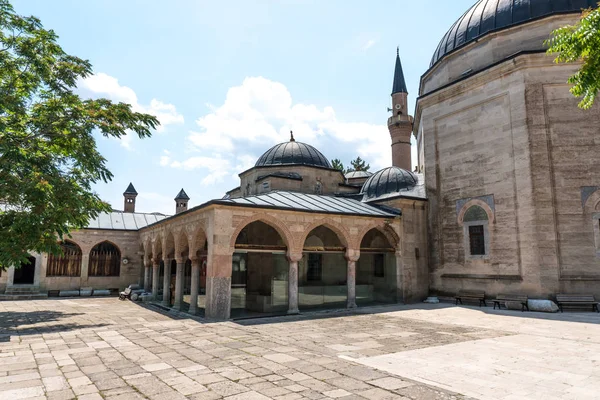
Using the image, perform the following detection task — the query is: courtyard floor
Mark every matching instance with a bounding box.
[0,300,599,400]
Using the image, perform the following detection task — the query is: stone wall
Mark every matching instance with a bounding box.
[236,165,349,197]
[419,49,600,299]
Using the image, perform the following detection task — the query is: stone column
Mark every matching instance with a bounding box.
[189,258,200,315]
[173,259,185,310]
[346,250,360,309]
[395,250,404,303]
[287,253,302,314]
[162,258,172,306]
[152,260,160,300]
[143,258,151,292]
[80,254,90,286]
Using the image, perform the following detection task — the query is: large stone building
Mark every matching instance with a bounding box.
[414,0,600,298]
[2,0,599,317]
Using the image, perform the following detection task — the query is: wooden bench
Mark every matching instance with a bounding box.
[119,287,132,301]
[493,294,529,312]
[556,294,599,313]
[455,290,486,307]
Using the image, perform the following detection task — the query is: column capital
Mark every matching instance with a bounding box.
[152,258,160,267]
[175,257,185,265]
[395,250,402,257]
[286,252,303,263]
[345,249,360,262]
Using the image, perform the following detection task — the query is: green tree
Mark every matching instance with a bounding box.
[547,7,600,109]
[331,158,345,172]
[349,157,370,172]
[0,0,159,269]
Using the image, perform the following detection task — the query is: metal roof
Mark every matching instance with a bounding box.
[175,188,190,200]
[218,191,399,217]
[430,0,597,68]
[123,183,138,195]
[85,211,168,230]
[255,138,332,169]
[392,48,408,94]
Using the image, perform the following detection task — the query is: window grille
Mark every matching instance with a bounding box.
[47,241,82,277]
[469,225,486,255]
[89,242,121,277]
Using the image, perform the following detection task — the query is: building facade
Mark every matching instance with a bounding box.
[4,0,598,315]
[414,0,600,298]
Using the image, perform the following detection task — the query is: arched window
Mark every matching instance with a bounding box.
[463,205,489,257]
[89,242,121,277]
[47,241,82,277]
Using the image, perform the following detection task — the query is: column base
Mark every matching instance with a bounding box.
[347,302,357,309]
[287,308,299,315]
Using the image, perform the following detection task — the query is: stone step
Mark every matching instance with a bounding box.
[5,286,41,294]
[0,293,48,301]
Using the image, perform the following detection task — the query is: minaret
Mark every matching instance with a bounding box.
[123,183,138,213]
[174,189,190,214]
[389,47,413,171]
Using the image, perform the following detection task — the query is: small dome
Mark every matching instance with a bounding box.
[360,167,418,200]
[431,0,597,68]
[345,171,373,179]
[255,136,331,168]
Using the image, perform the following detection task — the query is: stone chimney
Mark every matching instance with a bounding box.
[123,183,138,213]
[174,189,190,214]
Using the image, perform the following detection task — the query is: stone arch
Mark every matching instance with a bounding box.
[162,229,176,258]
[457,199,494,226]
[229,213,294,250]
[583,189,600,214]
[152,231,163,259]
[355,222,400,251]
[89,240,121,277]
[175,228,189,261]
[47,240,82,277]
[189,223,208,258]
[298,218,350,253]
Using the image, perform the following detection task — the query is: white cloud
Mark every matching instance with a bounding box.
[78,73,184,149]
[161,76,408,189]
[362,39,377,51]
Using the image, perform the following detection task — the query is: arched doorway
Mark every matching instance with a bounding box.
[14,255,37,285]
[89,242,121,277]
[232,221,288,317]
[299,226,347,310]
[357,229,397,305]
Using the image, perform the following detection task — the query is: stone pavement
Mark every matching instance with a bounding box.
[0,299,598,399]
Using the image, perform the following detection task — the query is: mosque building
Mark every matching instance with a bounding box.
[1,0,599,319]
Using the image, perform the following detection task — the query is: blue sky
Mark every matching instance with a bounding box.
[17,0,475,214]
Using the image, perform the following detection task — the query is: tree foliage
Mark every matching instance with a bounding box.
[0,0,159,269]
[331,158,345,172]
[547,7,600,109]
[349,157,370,172]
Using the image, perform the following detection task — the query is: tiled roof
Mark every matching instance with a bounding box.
[85,211,168,230]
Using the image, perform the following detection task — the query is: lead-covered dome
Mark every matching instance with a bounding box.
[360,167,418,200]
[430,0,597,68]
[255,136,331,168]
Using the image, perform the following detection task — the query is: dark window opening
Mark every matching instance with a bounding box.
[307,253,322,281]
[47,242,82,277]
[89,242,121,277]
[373,254,385,277]
[14,256,36,284]
[469,225,486,256]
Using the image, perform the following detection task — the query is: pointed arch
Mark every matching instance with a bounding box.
[298,218,350,253]
[189,223,208,258]
[355,222,400,251]
[162,229,176,259]
[457,199,494,225]
[152,231,163,259]
[89,241,121,277]
[47,240,82,277]
[229,213,294,250]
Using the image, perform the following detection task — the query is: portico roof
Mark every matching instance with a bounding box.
[219,191,400,217]
[86,211,169,230]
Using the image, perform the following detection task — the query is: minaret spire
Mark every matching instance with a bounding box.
[388,48,413,171]
[392,47,408,95]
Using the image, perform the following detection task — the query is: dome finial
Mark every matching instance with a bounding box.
[396,46,399,57]
[290,130,295,142]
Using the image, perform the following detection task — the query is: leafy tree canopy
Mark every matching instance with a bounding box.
[0,0,159,269]
[349,157,370,172]
[547,7,600,109]
[331,158,345,172]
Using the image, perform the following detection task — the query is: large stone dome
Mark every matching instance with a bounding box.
[255,136,331,168]
[430,0,597,68]
[360,167,418,200]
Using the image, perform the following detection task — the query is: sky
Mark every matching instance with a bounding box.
[16,0,476,215]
